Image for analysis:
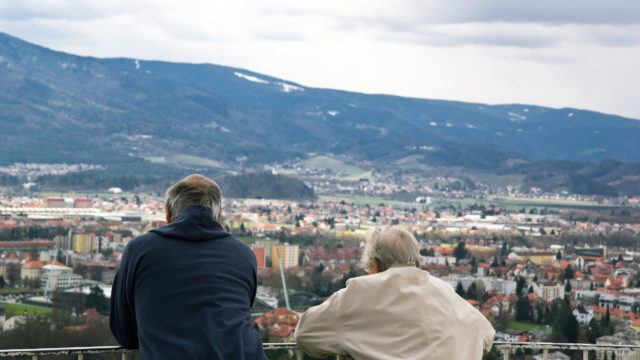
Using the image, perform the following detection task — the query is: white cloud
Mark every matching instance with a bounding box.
[0,0,639,118]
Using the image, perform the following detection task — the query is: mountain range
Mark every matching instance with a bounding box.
[1,31,639,174]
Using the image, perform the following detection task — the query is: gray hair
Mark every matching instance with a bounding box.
[165,174,222,221]
[362,227,421,272]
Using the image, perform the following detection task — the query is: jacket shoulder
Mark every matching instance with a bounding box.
[123,231,160,252]
[225,236,257,265]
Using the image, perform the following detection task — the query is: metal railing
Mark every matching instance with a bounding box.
[494,342,640,360]
[0,342,639,359]
[0,343,321,359]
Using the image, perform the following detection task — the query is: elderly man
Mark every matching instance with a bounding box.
[110,174,266,360]
[295,227,495,359]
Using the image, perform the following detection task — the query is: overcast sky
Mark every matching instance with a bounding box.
[1,0,639,119]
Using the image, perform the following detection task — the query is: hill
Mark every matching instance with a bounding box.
[1,31,639,170]
[215,172,315,200]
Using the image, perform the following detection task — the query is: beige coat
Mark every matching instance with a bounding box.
[295,267,495,360]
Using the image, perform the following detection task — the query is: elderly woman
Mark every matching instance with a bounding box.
[294,227,495,360]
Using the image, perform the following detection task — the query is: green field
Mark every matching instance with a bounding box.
[508,321,548,332]
[432,195,621,212]
[319,194,414,207]
[0,302,52,317]
[303,156,370,178]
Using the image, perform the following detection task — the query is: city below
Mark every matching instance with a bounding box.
[0,167,639,359]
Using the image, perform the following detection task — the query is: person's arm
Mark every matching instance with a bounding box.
[480,313,496,354]
[249,252,258,307]
[109,245,139,349]
[294,289,345,358]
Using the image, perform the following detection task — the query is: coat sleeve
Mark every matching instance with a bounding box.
[480,312,496,353]
[294,289,345,358]
[109,244,139,349]
[249,251,258,307]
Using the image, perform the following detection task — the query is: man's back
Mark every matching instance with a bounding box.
[110,205,265,360]
[295,267,495,360]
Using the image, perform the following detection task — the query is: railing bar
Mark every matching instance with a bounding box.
[0,342,639,357]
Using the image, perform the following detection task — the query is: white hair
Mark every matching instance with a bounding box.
[165,174,222,221]
[362,227,421,272]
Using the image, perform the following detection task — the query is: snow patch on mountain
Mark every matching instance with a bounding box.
[234,72,269,84]
[508,112,527,122]
[580,148,606,155]
[278,82,304,92]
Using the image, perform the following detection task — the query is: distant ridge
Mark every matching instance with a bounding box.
[0,31,639,169]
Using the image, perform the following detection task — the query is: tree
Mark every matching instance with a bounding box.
[555,250,562,261]
[490,257,499,268]
[7,264,20,287]
[471,257,478,274]
[587,317,601,343]
[420,248,435,257]
[453,241,468,262]
[564,280,572,294]
[500,242,509,257]
[544,300,561,326]
[85,286,107,311]
[455,282,466,298]
[535,302,545,324]
[516,277,526,296]
[564,265,575,280]
[551,298,579,343]
[599,306,615,336]
[23,277,40,289]
[466,282,479,300]
[515,295,533,322]
[483,349,501,360]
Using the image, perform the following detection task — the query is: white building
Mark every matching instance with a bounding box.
[573,307,595,325]
[40,267,83,290]
[482,278,517,295]
[533,282,564,302]
[423,256,456,266]
[444,276,517,295]
[272,244,300,270]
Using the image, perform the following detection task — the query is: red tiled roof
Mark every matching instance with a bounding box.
[23,261,45,269]
[306,246,362,261]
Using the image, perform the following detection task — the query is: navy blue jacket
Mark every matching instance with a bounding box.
[110,205,266,360]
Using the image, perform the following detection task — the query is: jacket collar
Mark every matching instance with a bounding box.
[150,204,229,242]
